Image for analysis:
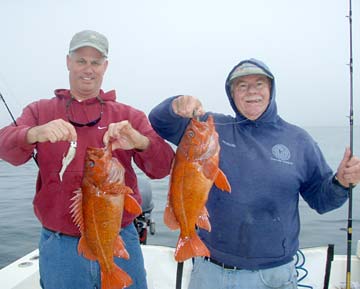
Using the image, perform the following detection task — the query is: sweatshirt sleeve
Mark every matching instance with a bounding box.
[301,175,348,214]
[148,96,192,145]
[124,106,175,179]
[0,103,38,165]
[299,138,348,214]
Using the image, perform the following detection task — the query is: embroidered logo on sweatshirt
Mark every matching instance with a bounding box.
[271,144,293,165]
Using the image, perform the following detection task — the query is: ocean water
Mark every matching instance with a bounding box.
[0,126,359,269]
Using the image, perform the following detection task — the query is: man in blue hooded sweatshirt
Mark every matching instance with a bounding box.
[149,58,360,289]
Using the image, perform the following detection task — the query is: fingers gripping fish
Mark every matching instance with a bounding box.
[59,141,77,181]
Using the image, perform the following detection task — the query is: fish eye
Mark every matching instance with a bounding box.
[88,160,95,167]
[188,130,195,138]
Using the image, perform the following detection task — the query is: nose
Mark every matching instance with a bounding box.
[248,84,257,93]
[83,64,94,74]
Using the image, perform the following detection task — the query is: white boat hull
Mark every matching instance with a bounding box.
[0,244,359,289]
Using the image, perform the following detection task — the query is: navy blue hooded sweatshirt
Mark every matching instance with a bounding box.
[148,58,348,270]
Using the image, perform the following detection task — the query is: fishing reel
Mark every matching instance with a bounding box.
[134,177,155,245]
[134,211,155,245]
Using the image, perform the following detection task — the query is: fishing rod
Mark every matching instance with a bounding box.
[0,91,38,166]
[345,0,354,288]
[176,262,184,289]
[0,91,17,125]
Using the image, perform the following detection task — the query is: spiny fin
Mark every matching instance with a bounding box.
[175,233,210,262]
[196,207,211,232]
[214,169,231,192]
[101,264,133,289]
[163,203,180,230]
[113,235,129,259]
[69,188,84,233]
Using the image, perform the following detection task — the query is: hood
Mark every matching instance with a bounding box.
[225,58,277,123]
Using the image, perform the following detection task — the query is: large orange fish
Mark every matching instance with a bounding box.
[164,115,231,262]
[70,144,142,289]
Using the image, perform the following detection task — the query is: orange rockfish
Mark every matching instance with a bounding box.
[164,115,231,262]
[70,144,142,289]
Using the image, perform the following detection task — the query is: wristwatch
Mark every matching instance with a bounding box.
[332,175,349,190]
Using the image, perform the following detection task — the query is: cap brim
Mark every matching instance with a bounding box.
[229,71,273,82]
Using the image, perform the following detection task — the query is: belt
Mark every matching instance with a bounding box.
[43,227,62,234]
[204,256,242,270]
[43,227,77,237]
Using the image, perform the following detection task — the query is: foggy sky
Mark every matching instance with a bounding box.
[1,0,359,128]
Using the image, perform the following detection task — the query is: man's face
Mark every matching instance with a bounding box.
[66,46,108,100]
[231,74,271,120]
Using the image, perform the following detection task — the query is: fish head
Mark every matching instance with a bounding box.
[83,145,113,186]
[180,115,219,160]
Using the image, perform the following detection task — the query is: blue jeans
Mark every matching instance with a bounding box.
[39,223,148,289]
[187,257,297,289]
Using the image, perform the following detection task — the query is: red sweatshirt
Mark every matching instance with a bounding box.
[0,89,174,236]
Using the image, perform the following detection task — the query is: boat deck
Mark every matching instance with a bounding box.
[1,245,359,289]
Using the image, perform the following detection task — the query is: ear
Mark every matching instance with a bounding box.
[66,54,71,71]
[103,59,109,72]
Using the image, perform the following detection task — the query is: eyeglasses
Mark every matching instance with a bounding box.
[66,96,104,127]
[234,79,270,93]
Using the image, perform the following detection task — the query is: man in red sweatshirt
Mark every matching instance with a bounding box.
[0,30,174,289]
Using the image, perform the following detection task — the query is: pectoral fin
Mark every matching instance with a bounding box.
[163,203,180,230]
[196,206,211,232]
[124,194,142,215]
[113,235,129,259]
[78,236,97,260]
[214,169,231,192]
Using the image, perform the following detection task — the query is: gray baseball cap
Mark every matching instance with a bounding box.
[229,62,273,82]
[69,30,109,57]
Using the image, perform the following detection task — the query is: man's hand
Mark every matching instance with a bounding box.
[336,147,360,187]
[103,120,150,151]
[26,119,77,144]
[172,95,205,118]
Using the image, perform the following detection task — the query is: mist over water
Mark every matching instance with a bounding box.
[0,126,359,268]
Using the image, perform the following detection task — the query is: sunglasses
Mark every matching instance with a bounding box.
[66,96,104,127]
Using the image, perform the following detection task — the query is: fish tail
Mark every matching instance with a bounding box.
[175,234,210,262]
[101,264,133,289]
